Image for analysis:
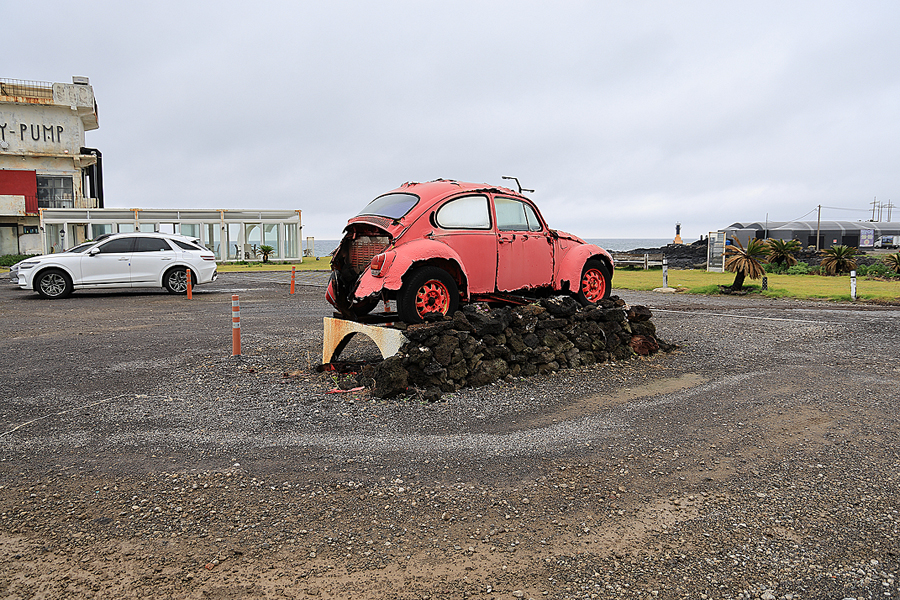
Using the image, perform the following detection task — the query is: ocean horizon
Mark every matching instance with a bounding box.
[305,237,691,258]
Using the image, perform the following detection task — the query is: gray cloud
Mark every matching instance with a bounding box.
[8,1,899,240]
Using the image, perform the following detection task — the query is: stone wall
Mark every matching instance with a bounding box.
[358,295,675,401]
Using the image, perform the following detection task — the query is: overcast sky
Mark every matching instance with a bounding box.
[7,1,900,240]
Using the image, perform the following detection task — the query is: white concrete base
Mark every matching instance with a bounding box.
[322,317,408,364]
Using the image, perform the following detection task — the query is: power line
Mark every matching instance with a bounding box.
[820,205,869,212]
[783,208,818,223]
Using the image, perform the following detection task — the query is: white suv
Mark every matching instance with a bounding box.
[15,232,218,299]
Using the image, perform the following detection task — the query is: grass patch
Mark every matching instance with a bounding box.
[218,260,329,273]
[612,269,900,302]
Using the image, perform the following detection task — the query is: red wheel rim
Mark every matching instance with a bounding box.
[581,268,606,303]
[414,280,450,317]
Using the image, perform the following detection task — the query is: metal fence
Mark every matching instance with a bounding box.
[0,78,54,99]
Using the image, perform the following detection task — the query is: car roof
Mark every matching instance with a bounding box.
[97,232,200,242]
[388,179,522,201]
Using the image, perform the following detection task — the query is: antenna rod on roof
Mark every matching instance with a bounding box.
[502,176,534,195]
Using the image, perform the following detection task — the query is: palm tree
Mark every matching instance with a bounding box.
[257,245,275,263]
[819,245,857,275]
[765,238,801,267]
[724,237,767,291]
[883,252,900,274]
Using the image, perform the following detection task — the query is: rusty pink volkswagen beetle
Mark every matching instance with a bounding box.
[326,179,614,323]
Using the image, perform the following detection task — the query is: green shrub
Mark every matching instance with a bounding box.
[809,265,822,275]
[786,262,810,275]
[763,262,787,274]
[862,263,893,278]
[0,254,35,267]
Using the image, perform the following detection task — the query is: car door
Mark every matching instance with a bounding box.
[129,236,177,286]
[493,196,554,292]
[79,237,135,286]
[429,194,498,294]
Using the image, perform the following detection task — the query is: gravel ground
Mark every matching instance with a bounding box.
[1,273,899,599]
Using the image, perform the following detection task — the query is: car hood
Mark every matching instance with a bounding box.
[551,229,587,244]
[13,254,53,267]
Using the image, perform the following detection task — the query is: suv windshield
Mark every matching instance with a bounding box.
[356,193,418,219]
[65,242,96,253]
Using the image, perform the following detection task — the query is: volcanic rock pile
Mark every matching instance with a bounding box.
[358,296,675,400]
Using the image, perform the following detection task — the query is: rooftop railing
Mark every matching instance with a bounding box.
[0,78,54,99]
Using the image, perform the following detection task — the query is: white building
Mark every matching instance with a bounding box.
[1,77,304,261]
[39,207,302,262]
[0,77,102,255]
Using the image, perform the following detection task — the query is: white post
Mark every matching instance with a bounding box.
[662,256,668,288]
[850,270,857,300]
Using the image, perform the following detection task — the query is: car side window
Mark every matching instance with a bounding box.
[495,197,540,232]
[435,195,491,229]
[135,237,174,252]
[173,240,202,251]
[96,238,135,253]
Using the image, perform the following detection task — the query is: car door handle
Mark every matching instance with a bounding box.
[118,257,129,261]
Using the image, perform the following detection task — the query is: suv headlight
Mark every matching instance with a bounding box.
[17,261,40,270]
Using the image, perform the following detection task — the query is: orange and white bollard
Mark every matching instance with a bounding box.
[231,295,241,356]
[186,268,192,300]
[290,266,296,294]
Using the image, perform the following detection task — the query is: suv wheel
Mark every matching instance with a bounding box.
[35,268,74,299]
[164,267,192,294]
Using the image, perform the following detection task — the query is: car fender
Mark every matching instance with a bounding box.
[157,262,192,286]
[27,262,78,289]
[353,238,469,300]
[554,244,614,293]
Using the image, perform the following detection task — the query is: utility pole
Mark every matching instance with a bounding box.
[816,205,822,251]
[871,197,878,221]
[886,200,895,222]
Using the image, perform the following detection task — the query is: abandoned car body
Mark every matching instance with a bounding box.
[326,179,614,324]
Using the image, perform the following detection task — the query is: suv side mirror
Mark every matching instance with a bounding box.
[89,247,100,256]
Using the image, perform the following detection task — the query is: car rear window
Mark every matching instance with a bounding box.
[356,193,418,219]
[173,240,204,251]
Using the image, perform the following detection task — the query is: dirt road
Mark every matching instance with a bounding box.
[1,274,899,599]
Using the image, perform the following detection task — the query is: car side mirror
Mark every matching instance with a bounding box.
[89,247,100,256]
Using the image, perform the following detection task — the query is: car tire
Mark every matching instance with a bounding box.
[398,266,459,324]
[575,259,611,305]
[163,267,193,294]
[35,268,74,299]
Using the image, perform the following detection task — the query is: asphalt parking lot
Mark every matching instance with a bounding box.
[1,273,899,599]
